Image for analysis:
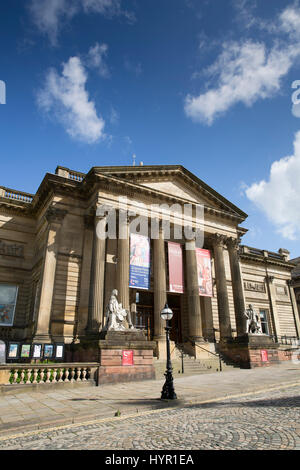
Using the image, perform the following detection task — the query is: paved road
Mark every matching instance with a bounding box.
[0,385,299,450]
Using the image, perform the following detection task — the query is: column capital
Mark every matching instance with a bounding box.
[266,275,274,284]
[45,207,67,225]
[226,237,241,251]
[210,233,228,248]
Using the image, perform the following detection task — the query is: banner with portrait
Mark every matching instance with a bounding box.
[196,248,213,297]
[168,242,184,293]
[129,234,151,290]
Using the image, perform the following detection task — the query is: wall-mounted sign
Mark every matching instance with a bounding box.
[55,344,64,359]
[0,240,24,258]
[8,342,19,359]
[0,284,18,326]
[261,350,268,362]
[129,234,150,290]
[122,350,134,366]
[20,344,31,358]
[0,340,6,364]
[196,248,213,297]
[168,242,184,293]
[44,344,54,359]
[33,344,42,359]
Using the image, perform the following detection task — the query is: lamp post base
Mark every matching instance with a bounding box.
[161,370,177,400]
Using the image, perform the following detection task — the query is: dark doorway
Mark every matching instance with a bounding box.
[167,294,182,343]
[132,290,154,340]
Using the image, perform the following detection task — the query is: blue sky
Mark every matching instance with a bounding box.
[1,0,300,258]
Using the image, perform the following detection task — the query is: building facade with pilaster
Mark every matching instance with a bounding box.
[0,165,299,363]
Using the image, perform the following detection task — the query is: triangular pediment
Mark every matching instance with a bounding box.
[94,165,247,219]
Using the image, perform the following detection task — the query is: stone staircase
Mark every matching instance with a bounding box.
[154,345,239,379]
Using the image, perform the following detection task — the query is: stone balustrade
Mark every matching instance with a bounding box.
[0,187,33,203]
[0,363,99,387]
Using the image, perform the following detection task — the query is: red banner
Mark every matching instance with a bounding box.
[168,242,184,293]
[196,248,213,297]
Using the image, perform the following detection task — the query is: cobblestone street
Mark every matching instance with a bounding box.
[0,385,299,450]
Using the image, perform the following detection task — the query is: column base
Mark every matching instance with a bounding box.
[32,334,52,344]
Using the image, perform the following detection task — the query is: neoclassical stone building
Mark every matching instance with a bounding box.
[0,165,299,365]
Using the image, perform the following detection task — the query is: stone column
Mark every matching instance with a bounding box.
[211,234,232,340]
[185,239,203,341]
[153,223,167,339]
[227,237,246,337]
[116,210,131,312]
[265,275,281,341]
[76,215,94,336]
[34,207,67,343]
[87,214,107,335]
[287,280,300,338]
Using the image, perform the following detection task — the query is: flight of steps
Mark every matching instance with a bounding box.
[154,347,239,379]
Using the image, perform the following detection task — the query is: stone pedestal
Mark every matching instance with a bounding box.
[98,330,156,384]
[219,334,280,369]
[66,330,156,384]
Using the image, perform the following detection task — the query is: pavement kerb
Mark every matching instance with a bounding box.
[0,379,299,442]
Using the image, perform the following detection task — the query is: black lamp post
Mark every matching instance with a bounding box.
[160,304,177,400]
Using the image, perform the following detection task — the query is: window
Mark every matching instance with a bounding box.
[259,309,269,335]
[0,284,18,326]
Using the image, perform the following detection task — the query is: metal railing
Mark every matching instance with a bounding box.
[178,338,223,372]
[270,335,299,346]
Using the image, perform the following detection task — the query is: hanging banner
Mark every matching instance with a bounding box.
[196,248,213,297]
[168,242,184,293]
[129,234,150,290]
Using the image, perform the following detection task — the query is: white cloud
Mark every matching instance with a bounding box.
[29,0,133,45]
[246,130,300,240]
[86,42,110,78]
[37,56,105,143]
[185,4,300,125]
[184,40,300,125]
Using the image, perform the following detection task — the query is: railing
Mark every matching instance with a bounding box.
[270,335,299,346]
[179,338,223,372]
[69,171,85,182]
[0,187,33,203]
[0,363,99,386]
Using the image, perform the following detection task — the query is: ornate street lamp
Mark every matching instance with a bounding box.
[160,304,177,400]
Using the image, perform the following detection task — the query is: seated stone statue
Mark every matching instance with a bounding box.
[244,304,262,335]
[104,289,134,331]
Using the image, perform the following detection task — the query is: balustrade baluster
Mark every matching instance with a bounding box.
[20,370,25,384]
[32,369,38,384]
[70,368,75,383]
[40,369,45,383]
[53,368,57,383]
[45,369,51,383]
[26,369,32,384]
[76,368,81,382]
[64,368,70,382]
[58,369,64,382]
[82,368,87,381]
[13,369,18,384]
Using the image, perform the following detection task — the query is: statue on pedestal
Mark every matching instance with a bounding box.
[104,289,134,331]
[244,304,262,335]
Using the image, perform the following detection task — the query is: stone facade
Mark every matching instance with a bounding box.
[0,165,299,368]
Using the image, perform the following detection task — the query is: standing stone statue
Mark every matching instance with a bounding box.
[104,289,134,331]
[244,304,262,334]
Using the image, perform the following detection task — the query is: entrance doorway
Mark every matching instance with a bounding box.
[132,291,154,340]
[167,294,182,343]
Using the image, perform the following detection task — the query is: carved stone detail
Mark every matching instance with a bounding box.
[45,207,68,224]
